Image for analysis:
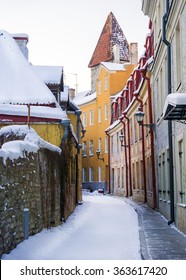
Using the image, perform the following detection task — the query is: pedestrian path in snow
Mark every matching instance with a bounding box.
[2,192,141,260]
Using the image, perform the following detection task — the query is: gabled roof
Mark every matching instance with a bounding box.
[0,30,66,122]
[73,91,96,106]
[0,30,57,105]
[88,12,129,68]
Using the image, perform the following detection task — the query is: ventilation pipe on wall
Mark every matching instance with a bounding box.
[162,0,174,225]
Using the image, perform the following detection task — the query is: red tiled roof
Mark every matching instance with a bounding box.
[88,12,129,68]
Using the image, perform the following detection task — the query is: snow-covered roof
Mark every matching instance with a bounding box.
[101,62,125,71]
[163,93,186,121]
[73,91,96,106]
[0,30,57,105]
[11,33,29,41]
[0,103,67,121]
[32,65,63,84]
[61,85,69,102]
[105,119,121,133]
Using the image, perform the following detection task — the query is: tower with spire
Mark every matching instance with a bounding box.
[88,12,138,92]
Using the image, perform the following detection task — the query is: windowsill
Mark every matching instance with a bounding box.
[177,203,186,208]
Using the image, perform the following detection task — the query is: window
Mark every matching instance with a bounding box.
[117,132,119,153]
[158,155,162,199]
[162,153,166,197]
[82,141,87,157]
[89,140,94,156]
[111,136,114,154]
[82,112,87,127]
[98,107,101,123]
[105,136,108,153]
[132,163,135,189]
[89,111,94,125]
[178,140,185,203]
[175,21,182,90]
[104,104,108,120]
[89,167,94,182]
[98,138,102,153]
[82,168,87,182]
[118,168,120,188]
[98,166,102,182]
[122,167,124,189]
[104,75,108,91]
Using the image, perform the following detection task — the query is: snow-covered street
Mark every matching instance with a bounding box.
[2,192,141,260]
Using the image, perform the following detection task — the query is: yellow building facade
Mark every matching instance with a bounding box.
[74,62,136,192]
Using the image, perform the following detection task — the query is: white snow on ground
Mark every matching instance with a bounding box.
[2,192,141,260]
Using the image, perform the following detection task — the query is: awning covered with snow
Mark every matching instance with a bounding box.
[163,93,186,122]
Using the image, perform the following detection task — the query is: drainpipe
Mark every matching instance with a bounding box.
[133,95,147,203]
[119,117,129,197]
[61,119,71,146]
[105,131,111,193]
[162,0,174,224]
[75,110,82,204]
[138,70,157,209]
[123,113,132,196]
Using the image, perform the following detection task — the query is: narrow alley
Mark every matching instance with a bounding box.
[2,192,141,260]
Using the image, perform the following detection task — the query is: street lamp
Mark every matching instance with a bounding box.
[96,148,104,161]
[119,130,128,147]
[134,109,155,130]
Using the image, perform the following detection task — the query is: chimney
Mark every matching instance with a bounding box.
[12,34,29,60]
[113,44,120,63]
[69,88,76,100]
[129,43,138,64]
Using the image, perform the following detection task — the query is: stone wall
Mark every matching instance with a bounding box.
[0,146,76,258]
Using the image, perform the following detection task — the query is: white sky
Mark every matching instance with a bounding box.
[0,0,149,92]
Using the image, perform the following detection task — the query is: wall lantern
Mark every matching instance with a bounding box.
[134,109,155,130]
[119,130,128,147]
[81,128,86,138]
[96,148,104,161]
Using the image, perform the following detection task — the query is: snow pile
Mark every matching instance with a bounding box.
[0,140,39,164]
[0,125,61,164]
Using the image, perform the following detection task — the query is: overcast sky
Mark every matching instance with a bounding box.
[0,0,149,92]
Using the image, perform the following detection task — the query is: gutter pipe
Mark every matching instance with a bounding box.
[61,118,71,145]
[133,95,147,203]
[138,70,157,209]
[75,110,83,204]
[119,117,129,197]
[162,0,174,225]
[105,131,111,193]
[123,113,132,196]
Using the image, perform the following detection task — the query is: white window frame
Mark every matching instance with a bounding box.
[82,141,87,157]
[89,167,94,182]
[83,112,87,127]
[98,107,101,123]
[89,140,94,156]
[98,166,102,182]
[104,75,108,91]
[89,111,94,125]
[104,104,108,120]
[82,168,87,182]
